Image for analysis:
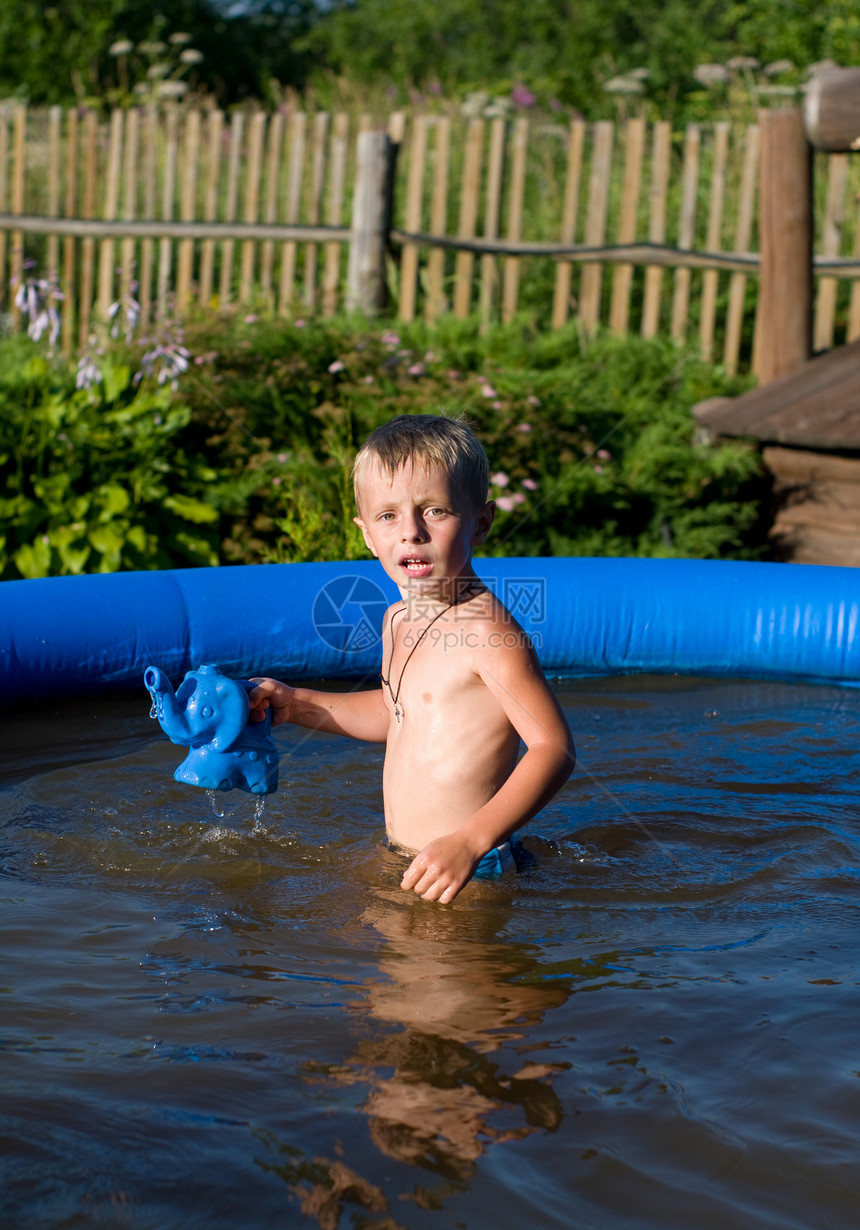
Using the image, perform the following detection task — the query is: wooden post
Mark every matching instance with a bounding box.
[579,121,613,333]
[804,67,860,151]
[97,108,123,319]
[757,108,813,384]
[10,106,26,332]
[347,130,391,316]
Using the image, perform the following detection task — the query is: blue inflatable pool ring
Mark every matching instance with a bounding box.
[2,557,860,697]
[145,663,279,796]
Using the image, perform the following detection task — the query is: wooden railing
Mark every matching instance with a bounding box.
[3,97,860,375]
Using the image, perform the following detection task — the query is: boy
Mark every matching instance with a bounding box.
[249,414,574,903]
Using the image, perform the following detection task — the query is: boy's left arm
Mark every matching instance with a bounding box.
[401,636,575,903]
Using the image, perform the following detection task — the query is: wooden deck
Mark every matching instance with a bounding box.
[693,337,860,452]
[692,339,860,565]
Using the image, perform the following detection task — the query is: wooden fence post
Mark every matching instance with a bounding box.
[757,107,813,384]
[805,67,860,151]
[347,130,391,315]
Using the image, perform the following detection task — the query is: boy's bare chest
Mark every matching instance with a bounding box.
[381,619,476,723]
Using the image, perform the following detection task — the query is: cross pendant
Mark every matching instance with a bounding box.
[394,704,402,723]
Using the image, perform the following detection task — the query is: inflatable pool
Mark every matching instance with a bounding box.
[5,559,860,1229]
[2,557,859,699]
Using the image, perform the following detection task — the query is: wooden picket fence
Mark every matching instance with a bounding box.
[2,103,860,374]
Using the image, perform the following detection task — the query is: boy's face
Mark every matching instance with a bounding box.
[354,459,494,599]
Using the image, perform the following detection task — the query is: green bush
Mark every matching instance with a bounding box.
[1,313,768,581]
[0,339,221,580]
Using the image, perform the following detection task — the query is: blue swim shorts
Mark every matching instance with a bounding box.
[384,835,532,879]
[472,836,532,879]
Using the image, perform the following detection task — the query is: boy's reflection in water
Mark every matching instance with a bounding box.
[325,866,570,1185]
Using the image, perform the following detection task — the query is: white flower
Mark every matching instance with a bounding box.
[460,90,489,118]
[763,59,794,77]
[604,75,645,95]
[483,97,513,118]
[179,48,204,65]
[109,39,134,56]
[694,64,730,87]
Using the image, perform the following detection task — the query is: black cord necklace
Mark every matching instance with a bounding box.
[379,601,453,723]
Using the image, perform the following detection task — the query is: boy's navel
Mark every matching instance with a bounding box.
[422,692,433,704]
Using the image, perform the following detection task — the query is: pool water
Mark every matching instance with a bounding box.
[2,675,860,1230]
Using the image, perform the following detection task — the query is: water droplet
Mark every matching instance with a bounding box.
[149,702,157,719]
[206,789,225,817]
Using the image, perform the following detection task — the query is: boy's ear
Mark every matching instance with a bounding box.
[471,500,495,546]
[353,515,379,557]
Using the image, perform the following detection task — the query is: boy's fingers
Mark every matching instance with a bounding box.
[400,856,425,890]
[401,857,462,902]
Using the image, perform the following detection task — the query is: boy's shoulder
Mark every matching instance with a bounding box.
[453,584,527,637]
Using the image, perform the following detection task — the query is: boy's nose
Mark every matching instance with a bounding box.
[401,512,428,541]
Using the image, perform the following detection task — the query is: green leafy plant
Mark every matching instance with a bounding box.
[3,310,770,582]
[0,340,220,580]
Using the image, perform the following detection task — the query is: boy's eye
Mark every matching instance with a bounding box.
[425,506,447,517]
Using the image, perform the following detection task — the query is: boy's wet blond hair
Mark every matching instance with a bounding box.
[352,413,489,512]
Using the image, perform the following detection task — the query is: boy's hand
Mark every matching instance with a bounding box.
[248,677,294,725]
[400,831,484,903]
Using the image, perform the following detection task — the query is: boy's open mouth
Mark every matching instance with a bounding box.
[400,556,433,577]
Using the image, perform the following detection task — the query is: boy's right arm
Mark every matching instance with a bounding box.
[249,678,389,744]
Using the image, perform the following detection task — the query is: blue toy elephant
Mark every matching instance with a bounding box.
[145,663,279,795]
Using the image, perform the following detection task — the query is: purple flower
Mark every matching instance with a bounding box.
[512,84,537,108]
[490,471,510,488]
[14,274,64,348]
[496,495,515,512]
[328,359,346,373]
[517,423,533,433]
[139,341,191,390]
[407,363,425,376]
[76,352,103,390]
[522,478,538,490]
[107,291,141,343]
